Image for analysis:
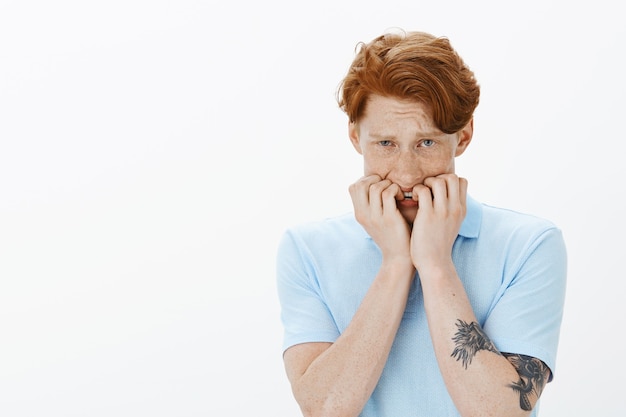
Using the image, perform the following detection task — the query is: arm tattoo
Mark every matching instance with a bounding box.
[450,319,500,369]
[503,353,550,411]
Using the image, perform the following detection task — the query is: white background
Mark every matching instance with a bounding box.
[1,1,624,415]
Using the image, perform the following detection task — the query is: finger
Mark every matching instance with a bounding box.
[381,182,401,212]
[439,174,467,208]
[441,174,459,207]
[349,175,382,208]
[368,179,393,215]
[413,184,433,211]
[459,177,468,205]
[393,185,407,202]
[435,174,468,218]
[423,176,448,210]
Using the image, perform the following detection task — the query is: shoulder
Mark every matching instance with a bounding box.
[479,202,562,241]
[474,202,567,284]
[282,212,365,245]
[471,200,567,269]
[277,212,374,269]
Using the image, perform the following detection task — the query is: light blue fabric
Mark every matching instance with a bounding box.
[276,195,567,416]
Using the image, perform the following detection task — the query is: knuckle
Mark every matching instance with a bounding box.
[381,187,395,198]
[370,179,390,192]
[425,177,442,187]
[451,205,465,218]
[369,181,383,191]
[356,177,369,187]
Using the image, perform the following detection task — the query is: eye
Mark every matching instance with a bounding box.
[379,140,393,147]
[421,139,435,147]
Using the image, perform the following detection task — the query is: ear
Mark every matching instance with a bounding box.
[455,118,473,157]
[348,121,363,154]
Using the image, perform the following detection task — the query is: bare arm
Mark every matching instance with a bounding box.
[419,263,549,416]
[412,174,549,417]
[284,260,413,417]
[283,175,414,417]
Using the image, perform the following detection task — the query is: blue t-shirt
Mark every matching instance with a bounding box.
[276,195,567,416]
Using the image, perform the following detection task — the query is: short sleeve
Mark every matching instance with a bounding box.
[484,227,567,379]
[276,229,340,353]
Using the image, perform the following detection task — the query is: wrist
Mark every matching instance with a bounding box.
[416,259,456,282]
[380,256,415,281]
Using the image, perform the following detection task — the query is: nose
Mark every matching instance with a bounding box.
[390,149,422,186]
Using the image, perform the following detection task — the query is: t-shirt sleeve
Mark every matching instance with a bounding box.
[483,226,567,380]
[276,229,340,353]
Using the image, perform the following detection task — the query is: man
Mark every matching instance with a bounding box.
[276,30,566,417]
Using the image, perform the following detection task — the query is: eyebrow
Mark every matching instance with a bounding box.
[369,131,445,139]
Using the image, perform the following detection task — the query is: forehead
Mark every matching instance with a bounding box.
[360,95,439,134]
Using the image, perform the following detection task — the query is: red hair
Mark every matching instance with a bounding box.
[337,30,480,134]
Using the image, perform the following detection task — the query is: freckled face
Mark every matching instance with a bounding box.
[348,95,473,223]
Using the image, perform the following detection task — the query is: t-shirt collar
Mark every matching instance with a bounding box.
[459,194,482,238]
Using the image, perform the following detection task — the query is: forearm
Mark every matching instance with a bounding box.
[292,261,413,417]
[421,263,533,417]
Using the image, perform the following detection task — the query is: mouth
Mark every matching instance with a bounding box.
[403,192,413,200]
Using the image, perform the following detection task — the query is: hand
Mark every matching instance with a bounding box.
[410,174,467,273]
[349,175,412,263]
